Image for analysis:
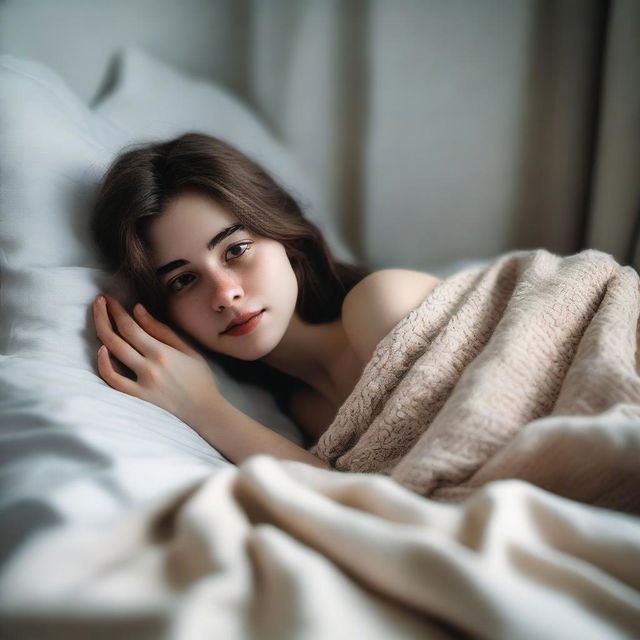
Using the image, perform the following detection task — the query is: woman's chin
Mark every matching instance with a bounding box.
[197,313,290,362]
[217,339,279,362]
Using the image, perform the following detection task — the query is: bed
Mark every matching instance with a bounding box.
[1,50,639,640]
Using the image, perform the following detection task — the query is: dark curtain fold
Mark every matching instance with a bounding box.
[583,0,640,268]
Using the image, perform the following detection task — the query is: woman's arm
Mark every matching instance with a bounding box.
[187,393,328,468]
[93,294,327,469]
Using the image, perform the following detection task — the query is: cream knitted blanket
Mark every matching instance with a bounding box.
[313,249,640,511]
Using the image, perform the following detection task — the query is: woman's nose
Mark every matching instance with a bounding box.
[210,273,243,312]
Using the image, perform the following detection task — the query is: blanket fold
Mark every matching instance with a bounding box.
[312,249,640,512]
[2,457,639,639]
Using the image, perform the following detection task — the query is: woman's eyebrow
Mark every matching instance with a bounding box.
[155,223,245,278]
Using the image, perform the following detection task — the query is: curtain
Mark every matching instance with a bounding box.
[4,0,634,271]
[244,0,639,271]
[584,0,640,269]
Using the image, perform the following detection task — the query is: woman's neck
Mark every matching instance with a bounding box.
[260,314,362,407]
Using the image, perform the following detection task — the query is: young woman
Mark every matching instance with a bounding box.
[91,133,440,468]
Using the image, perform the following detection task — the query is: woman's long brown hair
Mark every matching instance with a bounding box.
[91,133,369,419]
[92,133,367,323]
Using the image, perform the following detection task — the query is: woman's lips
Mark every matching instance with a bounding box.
[222,310,265,336]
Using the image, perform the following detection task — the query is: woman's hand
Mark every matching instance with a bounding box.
[92,294,329,470]
[92,294,221,425]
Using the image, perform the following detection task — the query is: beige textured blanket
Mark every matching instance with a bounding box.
[3,250,639,640]
[313,249,640,512]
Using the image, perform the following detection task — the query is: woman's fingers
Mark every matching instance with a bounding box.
[97,345,140,396]
[93,295,147,372]
[104,294,173,357]
[132,304,200,356]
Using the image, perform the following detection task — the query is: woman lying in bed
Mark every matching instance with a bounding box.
[91,133,440,468]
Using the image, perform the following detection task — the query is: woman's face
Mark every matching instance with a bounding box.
[147,190,299,360]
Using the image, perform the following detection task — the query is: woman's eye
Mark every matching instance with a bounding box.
[167,273,195,293]
[225,242,252,261]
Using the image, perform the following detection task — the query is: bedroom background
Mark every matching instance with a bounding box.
[1,3,640,636]
[2,0,638,273]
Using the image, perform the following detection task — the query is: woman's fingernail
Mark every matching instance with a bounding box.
[135,303,147,315]
[95,295,105,305]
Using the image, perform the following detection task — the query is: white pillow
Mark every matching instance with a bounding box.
[0,57,304,552]
[0,57,130,269]
[94,46,356,263]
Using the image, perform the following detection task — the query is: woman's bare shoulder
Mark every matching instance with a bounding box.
[341,269,441,364]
